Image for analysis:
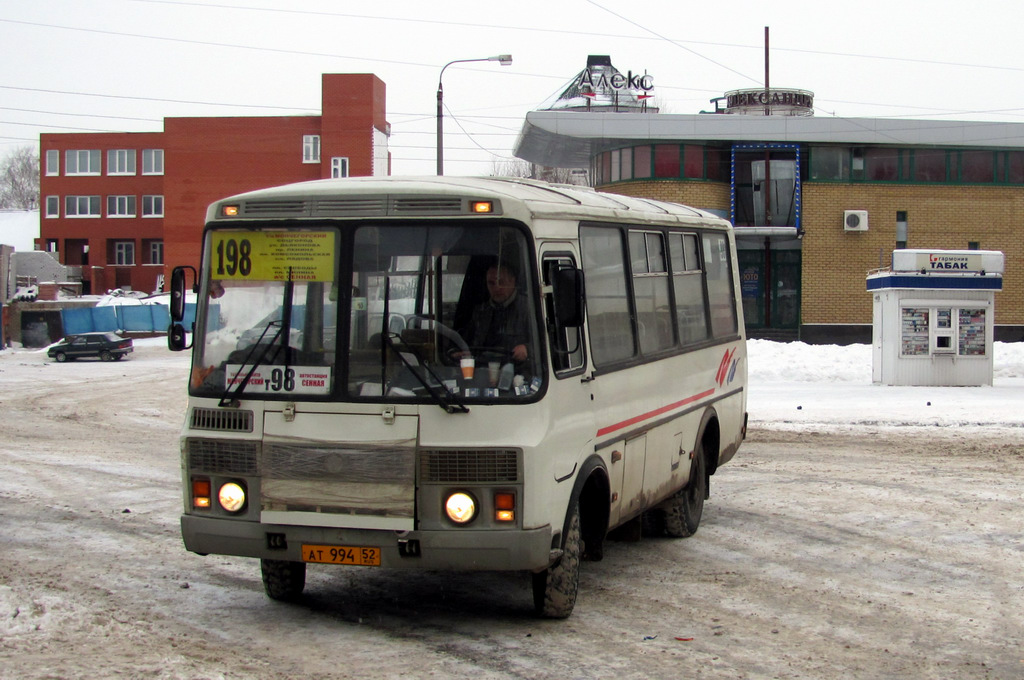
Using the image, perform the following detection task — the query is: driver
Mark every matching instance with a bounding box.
[459,262,531,364]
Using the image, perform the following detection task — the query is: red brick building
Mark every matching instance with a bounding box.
[39,74,389,294]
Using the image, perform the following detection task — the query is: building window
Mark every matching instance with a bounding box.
[331,156,349,178]
[46,150,59,176]
[654,144,680,178]
[914,149,947,182]
[114,241,135,266]
[142,195,164,217]
[107,149,136,175]
[961,150,994,183]
[148,240,164,265]
[65,195,101,217]
[896,211,908,250]
[107,195,137,217]
[682,145,704,179]
[633,145,652,179]
[863,148,898,181]
[810,147,851,181]
[65,150,101,175]
[142,149,164,175]
[45,196,60,218]
[303,135,321,163]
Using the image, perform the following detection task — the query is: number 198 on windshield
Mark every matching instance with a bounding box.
[215,238,252,277]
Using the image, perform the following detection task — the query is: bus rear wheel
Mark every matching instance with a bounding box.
[261,559,306,601]
[664,440,707,538]
[532,503,581,619]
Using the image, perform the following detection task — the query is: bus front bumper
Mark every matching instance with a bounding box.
[181,515,556,572]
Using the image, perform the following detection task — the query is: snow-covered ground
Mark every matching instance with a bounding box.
[747,339,1024,432]
[1,339,1022,679]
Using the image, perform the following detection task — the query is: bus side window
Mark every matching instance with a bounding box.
[702,233,739,337]
[543,256,585,375]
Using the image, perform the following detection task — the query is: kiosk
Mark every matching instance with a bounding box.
[867,250,1003,386]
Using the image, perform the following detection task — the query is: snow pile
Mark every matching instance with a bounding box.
[746,340,1024,433]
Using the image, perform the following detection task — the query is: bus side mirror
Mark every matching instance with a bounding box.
[168,322,190,351]
[552,267,585,327]
[170,266,197,322]
[168,266,197,351]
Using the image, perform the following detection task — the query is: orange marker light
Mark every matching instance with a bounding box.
[494,492,515,522]
[221,205,239,217]
[192,478,212,509]
[471,201,493,214]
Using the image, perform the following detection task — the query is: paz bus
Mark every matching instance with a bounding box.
[168,176,747,618]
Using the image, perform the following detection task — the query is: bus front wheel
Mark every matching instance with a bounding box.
[532,503,581,619]
[261,559,306,601]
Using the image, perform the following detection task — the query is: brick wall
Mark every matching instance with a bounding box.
[802,184,1024,326]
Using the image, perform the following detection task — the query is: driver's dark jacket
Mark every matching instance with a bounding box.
[460,291,531,362]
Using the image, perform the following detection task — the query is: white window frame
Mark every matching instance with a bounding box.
[45,195,60,218]
[148,240,164,265]
[107,149,136,176]
[142,195,164,217]
[46,150,59,176]
[303,135,321,163]
[107,195,137,218]
[142,149,164,175]
[114,241,135,266]
[331,156,349,178]
[65,150,101,176]
[65,195,101,218]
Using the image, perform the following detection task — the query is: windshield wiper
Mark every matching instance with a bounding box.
[383,331,469,414]
[218,270,295,407]
[218,322,284,407]
[379,275,467,414]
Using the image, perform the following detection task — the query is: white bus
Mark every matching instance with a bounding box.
[168,176,747,618]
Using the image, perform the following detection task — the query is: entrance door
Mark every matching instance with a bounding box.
[738,248,800,331]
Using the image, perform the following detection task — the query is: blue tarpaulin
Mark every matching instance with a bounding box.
[60,303,196,335]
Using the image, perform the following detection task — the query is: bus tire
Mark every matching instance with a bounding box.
[532,503,581,619]
[261,559,306,601]
[664,440,707,538]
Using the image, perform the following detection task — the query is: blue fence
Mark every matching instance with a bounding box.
[61,303,196,335]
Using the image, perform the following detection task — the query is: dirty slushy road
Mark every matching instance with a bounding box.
[0,344,1021,679]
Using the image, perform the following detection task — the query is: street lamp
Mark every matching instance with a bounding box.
[436,54,513,176]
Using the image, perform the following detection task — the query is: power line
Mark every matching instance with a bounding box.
[132,0,1024,74]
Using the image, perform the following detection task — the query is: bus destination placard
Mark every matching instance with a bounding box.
[212,230,335,282]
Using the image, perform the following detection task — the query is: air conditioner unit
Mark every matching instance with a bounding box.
[844,210,868,232]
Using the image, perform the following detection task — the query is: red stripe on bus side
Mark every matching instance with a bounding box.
[596,388,716,438]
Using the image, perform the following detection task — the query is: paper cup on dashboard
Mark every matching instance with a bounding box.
[460,357,475,379]
[488,361,501,386]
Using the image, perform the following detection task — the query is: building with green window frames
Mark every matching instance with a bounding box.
[514,57,1024,344]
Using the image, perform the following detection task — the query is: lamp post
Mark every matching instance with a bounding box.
[436,54,512,176]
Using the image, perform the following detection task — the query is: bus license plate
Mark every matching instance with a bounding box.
[302,544,381,566]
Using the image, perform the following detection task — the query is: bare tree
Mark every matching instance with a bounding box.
[490,157,589,185]
[0,146,40,210]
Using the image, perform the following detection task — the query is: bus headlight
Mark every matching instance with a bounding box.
[218,482,247,513]
[444,492,477,524]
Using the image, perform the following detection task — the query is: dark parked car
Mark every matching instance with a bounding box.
[48,332,134,362]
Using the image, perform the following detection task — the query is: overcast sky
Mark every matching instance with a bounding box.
[2,0,1023,177]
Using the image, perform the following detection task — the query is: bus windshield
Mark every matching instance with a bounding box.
[189,222,543,403]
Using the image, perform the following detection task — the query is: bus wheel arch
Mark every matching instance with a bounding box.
[663,410,719,538]
[575,457,610,562]
[531,455,608,619]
